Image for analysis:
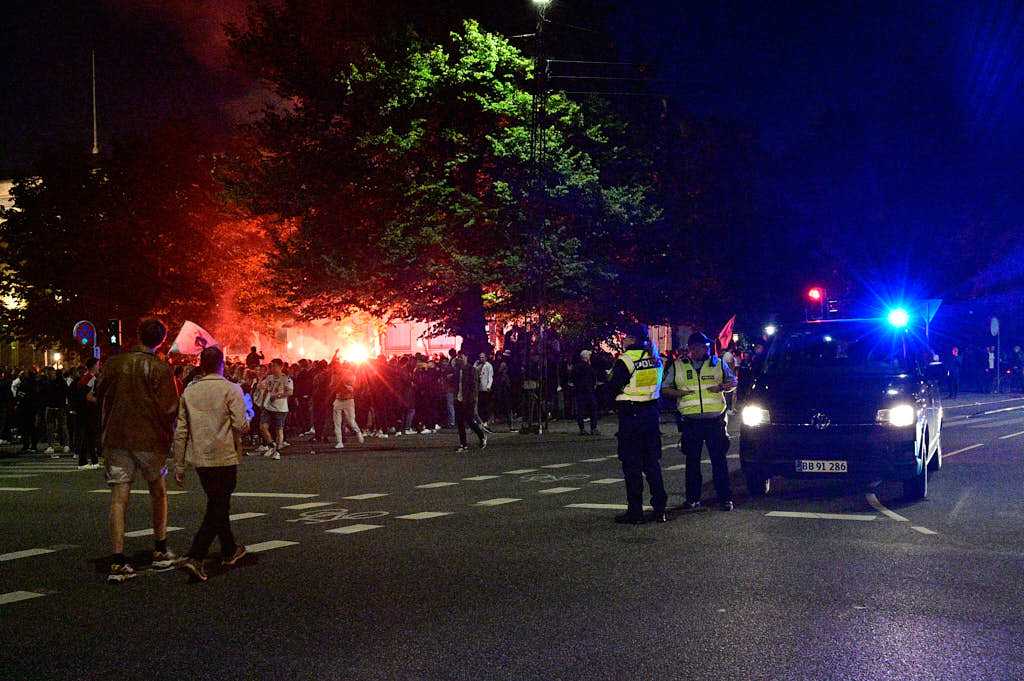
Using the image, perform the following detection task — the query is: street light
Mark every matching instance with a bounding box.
[763,324,777,337]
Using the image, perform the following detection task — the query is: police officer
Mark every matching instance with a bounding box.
[606,323,668,524]
[662,332,738,511]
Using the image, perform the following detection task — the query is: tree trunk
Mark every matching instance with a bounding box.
[453,286,488,357]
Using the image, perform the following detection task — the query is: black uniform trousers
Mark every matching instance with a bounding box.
[188,465,238,560]
[575,393,598,433]
[616,402,667,516]
[455,399,484,447]
[681,415,731,503]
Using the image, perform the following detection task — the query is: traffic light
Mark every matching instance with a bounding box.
[805,287,826,320]
[106,319,122,346]
[806,287,823,302]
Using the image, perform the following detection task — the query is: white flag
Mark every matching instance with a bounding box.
[170,321,219,355]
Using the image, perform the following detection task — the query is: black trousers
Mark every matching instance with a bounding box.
[77,411,99,465]
[575,393,598,433]
[947,374,960,399]
[455,399,484,446]
[188,465,238,560]
[616,404,667,515]
[681,416,732,503]
[478,390,491,423]
[18,406,38,451]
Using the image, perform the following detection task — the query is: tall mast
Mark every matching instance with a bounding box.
[91,50,99,155]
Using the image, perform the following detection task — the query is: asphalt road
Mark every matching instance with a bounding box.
[2,394,1024,681]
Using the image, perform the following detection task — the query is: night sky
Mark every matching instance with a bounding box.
[4,0,1024,324]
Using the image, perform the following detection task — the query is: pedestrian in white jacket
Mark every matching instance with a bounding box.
[475,353,494,427]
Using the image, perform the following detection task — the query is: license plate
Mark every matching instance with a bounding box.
[795,460,848,473]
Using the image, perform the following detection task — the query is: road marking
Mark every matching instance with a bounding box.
[865,493,909,522]
[503,469,538,474]
[474,498,522,506]
[565,503,653,511]
[326,524,383,535]
[977,405,1024,416]
[998,430,1024,440]
[282,501,334,510]
[911,526,938,535]
[590,478,623,485]
[766,511,877,521]
[0,487,40,492]
[663,463,685,471]
[343,493,389,500]
[229,512,267,521]
[0,548,57,562]
[247,540,299,553]
[396,511,452,520]
[0,474,40,479]
[537,487,580,495]
[463,475,500,481]
[943,443,984,460]
[579,458,608,463]
[661,443,678,451]
[0,591,46,605]
[541,463,574,469]
[945,397,1024,410]
[416,482,459,489]
[232,492,317,499]
[89,489,187,495]
[124,526,184,538]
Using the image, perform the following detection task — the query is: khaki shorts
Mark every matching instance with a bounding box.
[104,449,167,485]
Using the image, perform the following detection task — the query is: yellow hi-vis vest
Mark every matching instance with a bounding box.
[615,349,663,402]
[673,357,727,416]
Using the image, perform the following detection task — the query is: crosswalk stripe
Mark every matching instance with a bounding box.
[89,489,187,495]
[541,463,574,469]
[579,458,608,463]
[462,475,500,481]
[124,526,184,538]
[326,524,383,535]
[589,478,623,485]
[416,482,459,489]
[282,501,334,510]
[474,498,522,507]
[0,474,40,479]
[0,487,40,492]
[0,591,46,605]
[246,540,299,553]
[342,493,389,500]
[503,469,537,474]
[766,511,877,521]
[565,503,653,511]
[396,511,452,520]
[663,464,685,471]
[537,487,580,495]
[232,492,317,499]
[229,512,267,521]
[0,548,56,562]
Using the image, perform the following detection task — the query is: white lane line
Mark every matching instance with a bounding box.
[229,512,267,521]
[0,548,56,562]
[124,526,184,538]
[282,501,334,510]
[541,463,574,469]
[343,493,389,500]
[0,474,40,479]
[945,397,1024,410]
[416,482,459,489]
[998,430,1024,440]
[89,489,187,495]
[232,492,317,499]
[0,591,46,605]
[396,511,453,520]
[663,463,685,471]
[579,458,607,463]
[537,487,581,495]
[943,443,984,460]
[590,478,623,485]
[463,475,500,481]
[977,405,1024,416]
[246,540,299,553]
[326,524,383,535]
[565,503,653,511]
[766,511,877,521]
[911,526,938,535]
[474,498,522,507]
[503,469,538,475]
[0,486,40,492]
[865,493,909,522]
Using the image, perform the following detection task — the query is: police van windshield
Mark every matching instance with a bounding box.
[764,322,911,375]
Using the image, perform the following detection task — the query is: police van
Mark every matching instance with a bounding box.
[739,312,944,500]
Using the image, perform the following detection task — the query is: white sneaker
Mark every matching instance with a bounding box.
[420,429,432,435]
[271,449,281,460]
[77,464,91,471]
[356,434,365,444]
[62,445,71,453]
[279,441,291,450]
[403,429,416,435]
[380,433,389,439]
[88,463,101,470]
[303,428,315,436]
[263,447,275,458]
[44,446,55,454]
[434,425,443,432]
[255,444,268,453]
[334,442,344,449]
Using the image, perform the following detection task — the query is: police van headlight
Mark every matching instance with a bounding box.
[876,404,915,427]
[741,405,770,427]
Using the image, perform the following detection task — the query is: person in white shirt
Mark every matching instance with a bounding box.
[256,359,293,460]
[475,352,494,428]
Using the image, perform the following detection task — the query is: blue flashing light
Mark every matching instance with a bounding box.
[887,308,910,328]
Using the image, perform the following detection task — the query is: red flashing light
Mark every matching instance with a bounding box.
[807,287,823,301]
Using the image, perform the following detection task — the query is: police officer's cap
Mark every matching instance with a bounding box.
[687,332,711,347]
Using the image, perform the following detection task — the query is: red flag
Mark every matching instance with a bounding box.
[717,315,736,352]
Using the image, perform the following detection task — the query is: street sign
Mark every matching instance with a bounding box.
[72,320,96,348]
[991,317,1000,337]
